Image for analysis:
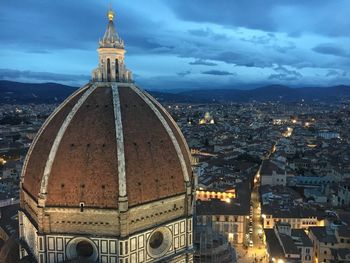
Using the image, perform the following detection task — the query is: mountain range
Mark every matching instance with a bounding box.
[1,80,350,104]
[0,80,77,104]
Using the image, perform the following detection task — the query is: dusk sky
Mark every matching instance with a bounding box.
[0,0,349,90]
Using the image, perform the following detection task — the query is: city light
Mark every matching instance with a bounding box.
[1,2,350,262]
[282,127,293,137]
[196,190,236,201]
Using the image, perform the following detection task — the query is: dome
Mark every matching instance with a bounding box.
[19,8,194,263]
[21,82,192,209]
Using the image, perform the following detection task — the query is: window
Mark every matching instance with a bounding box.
[120,242,123,255]
[306,248,310,254]
[115,59,119,81]
[107,58,111,81]
[324,250,327,255]
[76,241,94,258]
[80,202,84,212]
[149,232,164,249]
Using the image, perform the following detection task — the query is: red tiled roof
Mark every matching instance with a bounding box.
[21,84,191,209]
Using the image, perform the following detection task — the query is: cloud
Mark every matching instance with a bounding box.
[189,59,217,66]
[240,34,276,45]
[188,27,228,40]
[0,68,89,84]
[177,70,191,77]
[272,42,296,53]
[326,70,340,77]
[325,70,348,78]
[166,0,350,37]
[0,0,349,89]
[312,44,349,57]
[202,70,235,76]
[211,52,271,67]
[268,65,302,81]
[0,0,161,52]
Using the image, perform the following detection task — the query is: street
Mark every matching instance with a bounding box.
[236,184,267,263]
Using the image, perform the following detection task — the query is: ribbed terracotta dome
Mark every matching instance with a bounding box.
[21,83,192,209]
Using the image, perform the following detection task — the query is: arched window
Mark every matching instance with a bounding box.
[107,58,111,81]
[115,59,119,81]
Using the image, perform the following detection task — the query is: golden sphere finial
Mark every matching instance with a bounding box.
[108,4,115,21]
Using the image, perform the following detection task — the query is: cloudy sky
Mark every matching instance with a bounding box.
[0,0,349,90]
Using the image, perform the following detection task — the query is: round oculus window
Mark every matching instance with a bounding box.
[76,240,94,258]
[147,227,172,258]
[149,231,164,249]
[66,237,98,262]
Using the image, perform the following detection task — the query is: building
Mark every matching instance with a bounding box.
[308,226,350,263]
[265,222,313,263]
[196,183,250,245]
[196,199,249,245]
[196,189,236,202]
[262,208,324,230]
[260,161,287,186]
[338,178,350,208]
[199,112,215,125]
[19,7,194,263]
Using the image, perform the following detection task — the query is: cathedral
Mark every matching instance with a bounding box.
[19,7,194,263]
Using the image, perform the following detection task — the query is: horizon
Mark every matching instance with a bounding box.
[2,79,350,94]
[0,1,349,89]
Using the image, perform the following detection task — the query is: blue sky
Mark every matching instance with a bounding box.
[0,0,349,90]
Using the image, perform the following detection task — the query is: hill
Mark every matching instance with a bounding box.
[177,85,350,103]
[0,80,78,104]
[1,80,350,104]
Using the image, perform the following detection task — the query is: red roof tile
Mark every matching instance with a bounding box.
[21,84,191,209]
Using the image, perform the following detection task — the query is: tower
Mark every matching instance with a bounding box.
[92,8,132,83]
[19,7,194,263]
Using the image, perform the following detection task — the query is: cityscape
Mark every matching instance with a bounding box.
[0,98,349,262]
[0,1,350,263]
